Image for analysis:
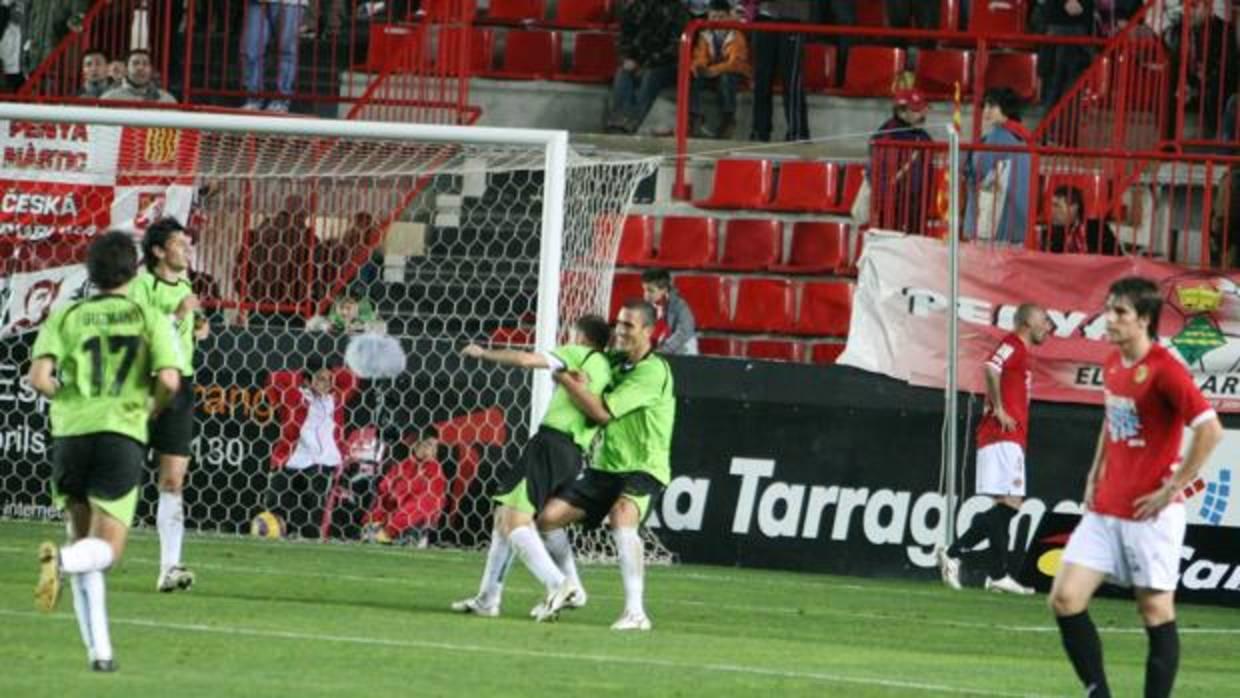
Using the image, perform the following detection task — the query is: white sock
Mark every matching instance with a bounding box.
[81,570,112,662]
[477,526,512,606]
[508,525,565,592]
[69,574,95,662]
[613,527,645,617]
[157,491,185,573]
[543,528,581,590]
[59,538,114,574]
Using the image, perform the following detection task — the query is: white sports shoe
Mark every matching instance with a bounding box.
[450,595,500,618]
[610,610,652,631]
[156,566,195,593]
[533,581,580,623]
[985,575,1035,595]
[530,585,587,617]
[936,547,962,591]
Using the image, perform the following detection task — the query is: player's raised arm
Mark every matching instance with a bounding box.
[461,343,553,370]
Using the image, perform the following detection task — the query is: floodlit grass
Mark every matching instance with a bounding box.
[2,520,1238,697]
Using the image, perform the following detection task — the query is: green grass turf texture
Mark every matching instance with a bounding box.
[1,520,1238,697]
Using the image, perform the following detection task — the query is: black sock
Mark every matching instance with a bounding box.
[1145,621,1179,698]
[947,508,993,557]
[987,505,1016,579]
[1056,611,1110,697]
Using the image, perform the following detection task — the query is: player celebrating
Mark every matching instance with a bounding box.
[31,231,182,671]
[450,315,612,617]
[129,217,206,592]
[939,303,1051,593]
[1050,277,1222,698]
[537,298,675,631]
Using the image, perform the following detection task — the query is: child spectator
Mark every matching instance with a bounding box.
[690,0,751,139]
[642,268,699,355]
[364,432,446,547]
[306,294,382,334]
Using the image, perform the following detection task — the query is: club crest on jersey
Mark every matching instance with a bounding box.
[1134,365,1149,384]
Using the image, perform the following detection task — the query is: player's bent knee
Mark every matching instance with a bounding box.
[1136,592,1176,626]
[609,497,640,528]
[1048,584,1087,616]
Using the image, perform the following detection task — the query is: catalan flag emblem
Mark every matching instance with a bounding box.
[144,128,180,164]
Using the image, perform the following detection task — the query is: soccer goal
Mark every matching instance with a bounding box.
[0,103,668,561]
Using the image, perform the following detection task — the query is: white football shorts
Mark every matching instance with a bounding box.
[975,442,1026,497]
[1061,503,1186,591]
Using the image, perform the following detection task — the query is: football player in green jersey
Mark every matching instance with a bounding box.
[540,298,675,630]
[31,230,183,671]
[129,217,207,592]
[450,315,612,619]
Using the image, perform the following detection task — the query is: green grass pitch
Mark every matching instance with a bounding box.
[2,520,1238,697]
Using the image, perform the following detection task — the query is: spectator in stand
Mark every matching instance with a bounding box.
[1155,0,1238,139]
[690,0,751,140]
[749,1,812,142]
[641,268,698,355]
[23,0,85,76]
[0,1,23,92]
[806,1,856,86]
[268,367,346,538]
[886,0,939,49]
[363,431,446,547]
[605,0,689,134]
[306,294,383,334]
[107,59,126,84]
[241,0,308,113]
[78,48,111,98]
[966,88,1033,245]
[871,88,935,235]
[1039,0,1095,109]
[101,50,177,103]
[1044,185,1119,254]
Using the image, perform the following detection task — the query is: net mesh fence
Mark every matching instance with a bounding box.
[0,114,671,563]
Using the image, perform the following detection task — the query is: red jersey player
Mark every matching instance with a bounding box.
[1050,277,1222,698]
[939,303,1050,593]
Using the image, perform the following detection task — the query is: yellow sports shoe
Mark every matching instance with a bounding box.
[34,542,62,613]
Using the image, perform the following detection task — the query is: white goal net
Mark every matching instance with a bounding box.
[0,105,669,562]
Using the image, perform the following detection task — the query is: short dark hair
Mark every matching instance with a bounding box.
[640,268,672,290]
[1108,276,1162,340]
[86,231,139,290]
[127,49,151,62]
[983,87,1022,121]
[1053,185,1086,220]
[142,217,186,271]
[82,47,108,62]
[621,298,658,328]
[573,314,611,350]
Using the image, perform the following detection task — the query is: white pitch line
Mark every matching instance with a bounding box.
[0,608,1056,697]
[2,546,1239,636]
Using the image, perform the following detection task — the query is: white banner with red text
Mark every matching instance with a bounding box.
[839,232,1240,412]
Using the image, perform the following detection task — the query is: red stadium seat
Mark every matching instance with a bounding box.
[732,278,795,333]
[556,32,617,83]
[792,281,853,337]
[983,51,1038,103]
[366,24,428,72]
[655,216,718,268]
[698,336,741,357]
[437,27,495,73]
[673,274,732,330]
[487,0,546,22]
[856,3,886,26]
[615,215,655,265]
[555,0,613,26]
[828,163,866,215]
[802,43,838,92]
[712,219,782,271]
[609,271,643,320]
[810,342,847,365]
[915,49,972,98]
[770,160,840,212]
[842,47,905,96]
[744,339,807,362]
[486,29,560,79]
[694,159,774,210]
[941,0,960,31]
[970,0,1025,34]
[771,221,850,274]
